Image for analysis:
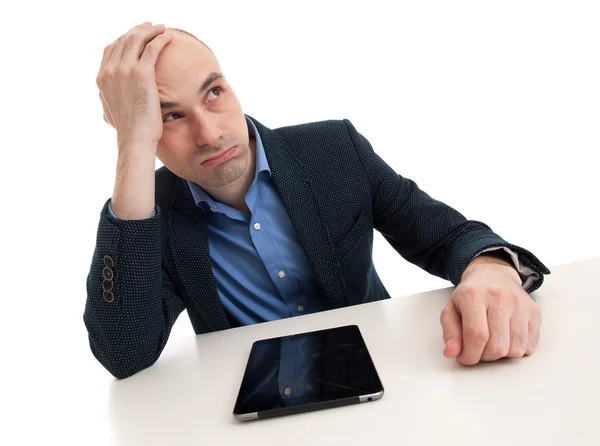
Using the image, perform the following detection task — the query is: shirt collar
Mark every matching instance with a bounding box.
[187,115,271,209]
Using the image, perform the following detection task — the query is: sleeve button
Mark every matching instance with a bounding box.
[102,280,114,291]
[103,290,115,303]
[102,267,114,281]
[103,255,114,268]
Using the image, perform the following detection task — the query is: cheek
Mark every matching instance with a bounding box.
[157,135,189,167]
[160,128,188,152]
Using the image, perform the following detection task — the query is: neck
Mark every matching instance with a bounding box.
[202,137,257,214]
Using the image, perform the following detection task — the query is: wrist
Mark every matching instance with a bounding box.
[462,252,521,284]
[117,135,159,154]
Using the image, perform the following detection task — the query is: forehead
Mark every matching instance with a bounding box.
[155,33,221,93]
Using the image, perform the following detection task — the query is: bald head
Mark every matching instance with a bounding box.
[167,27,214,54]
[155,28,221,83]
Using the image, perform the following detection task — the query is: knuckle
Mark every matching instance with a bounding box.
[116,65,131,77]
[130,65,145,76]
[489,287,508,304]
[103,66,117,79]
[126,33,141,46]
[440,306,452,321]
[458,286,481,307]
[508,329,528,357]
[488,306,502,321]
[508,345,527,358]
[461,284,478,298]
[484,341,509,359]
[466,326,489,344]
[144,40,157,53]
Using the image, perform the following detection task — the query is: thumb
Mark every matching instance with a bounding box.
[440,301,463,358]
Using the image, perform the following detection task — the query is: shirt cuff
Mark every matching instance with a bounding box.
[474,247,540,291]
[107,200,156,220]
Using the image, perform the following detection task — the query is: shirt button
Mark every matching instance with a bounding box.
[253,222,261,230]
[297,305,304,313]
[210,207,216,212]
[284,387,292,396]
[278,270,286,278]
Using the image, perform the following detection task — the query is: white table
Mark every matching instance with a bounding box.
[94,258,600,445]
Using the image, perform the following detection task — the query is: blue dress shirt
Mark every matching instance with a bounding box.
[186,116,329,327]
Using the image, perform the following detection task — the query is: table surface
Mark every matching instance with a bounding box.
[99,257,600,446]
[23,257,600,445]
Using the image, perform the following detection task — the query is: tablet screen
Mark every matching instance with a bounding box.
[233,325,384,415]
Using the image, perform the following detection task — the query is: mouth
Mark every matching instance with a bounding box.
[201,146,238,167]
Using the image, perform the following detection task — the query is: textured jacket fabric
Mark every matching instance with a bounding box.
[84,116,550,379]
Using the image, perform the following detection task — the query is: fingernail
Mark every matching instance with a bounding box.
[445,337,454,346]
[165,28,173,34]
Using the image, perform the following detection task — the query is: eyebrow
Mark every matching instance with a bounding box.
[160,72,224,109]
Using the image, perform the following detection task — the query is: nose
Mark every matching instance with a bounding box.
[192,112,223,148]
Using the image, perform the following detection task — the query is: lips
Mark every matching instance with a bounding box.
[201,146,237,167]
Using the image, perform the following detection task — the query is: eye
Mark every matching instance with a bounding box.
[163,113,182,123]
[207,87,222,101]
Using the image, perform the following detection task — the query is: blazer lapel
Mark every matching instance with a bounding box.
[250,117,350,309]
[169,179,231,332]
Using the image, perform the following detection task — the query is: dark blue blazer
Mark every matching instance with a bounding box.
[84,116,550,379]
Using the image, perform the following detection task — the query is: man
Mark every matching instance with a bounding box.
[85,22,550,379]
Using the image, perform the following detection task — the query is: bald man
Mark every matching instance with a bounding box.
[85,23,550,379]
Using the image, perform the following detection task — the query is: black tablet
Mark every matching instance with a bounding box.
[233,325,384,421]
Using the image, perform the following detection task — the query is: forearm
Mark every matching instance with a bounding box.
[343,119,550,290]
[110,142,157,220]
[84,201,184,378]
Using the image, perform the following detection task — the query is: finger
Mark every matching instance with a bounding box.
[108,22,155,68]
[480,306,510,362]
[506,313,529,358]
[456,296,489,366]
[121,24,167,67]
[440,301,463,358]
[525,303,542,356]
[100,22,152,72]
[139,29,174,67]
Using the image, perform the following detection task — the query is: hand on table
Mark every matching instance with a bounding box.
[440,254,541,365]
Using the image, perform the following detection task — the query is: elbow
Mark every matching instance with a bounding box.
[87,335,158,380]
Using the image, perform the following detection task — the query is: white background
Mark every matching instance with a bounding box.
[0,1,598,444]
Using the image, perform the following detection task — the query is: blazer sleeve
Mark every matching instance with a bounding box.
[83,199,186,379]
[342,119,550,292]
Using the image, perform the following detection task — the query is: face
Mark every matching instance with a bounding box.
[154,33,250,189]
